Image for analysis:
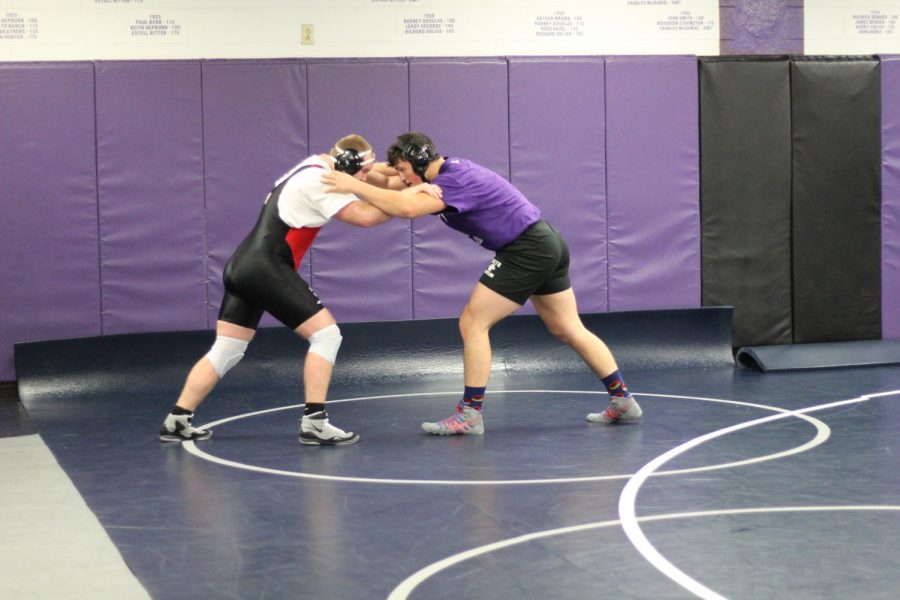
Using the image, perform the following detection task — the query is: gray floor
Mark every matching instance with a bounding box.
[0,431,148,599]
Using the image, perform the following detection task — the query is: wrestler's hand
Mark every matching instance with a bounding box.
[404,183,443,199]
[321,170,359,194]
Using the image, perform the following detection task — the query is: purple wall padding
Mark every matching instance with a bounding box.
[307,60,413,322]
[605,56,701,311]
[882,56,900,339]
[8,54,857,379]
[409,58,510,319]
[0,64,101,381]
[95,62,206,334]
[202,60,308,329]
[509,58,608,315]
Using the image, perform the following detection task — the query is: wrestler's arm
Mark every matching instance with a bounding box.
[322,171,445,219]
[364,163,407,191]
[333,200,393,228]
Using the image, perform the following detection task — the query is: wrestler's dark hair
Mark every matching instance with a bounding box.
[387,132,440,181]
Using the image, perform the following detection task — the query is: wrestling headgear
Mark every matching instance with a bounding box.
[333,147,374,175]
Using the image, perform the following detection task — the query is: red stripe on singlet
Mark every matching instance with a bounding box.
[285,227,321,270]
[281,162,327,270]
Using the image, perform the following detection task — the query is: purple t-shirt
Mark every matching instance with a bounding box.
[431,158,541,251]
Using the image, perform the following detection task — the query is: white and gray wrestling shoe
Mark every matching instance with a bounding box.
[159,412,212,442]
[300,411,360,446]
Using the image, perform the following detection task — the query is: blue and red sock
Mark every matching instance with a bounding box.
[601,370,631,403]
[462,386,485,411]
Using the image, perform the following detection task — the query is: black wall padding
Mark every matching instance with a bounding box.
[700,57,793,348]
[791,58,882,343]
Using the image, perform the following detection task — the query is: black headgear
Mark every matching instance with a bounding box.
[401,143,436,181]
[333,147,373,175]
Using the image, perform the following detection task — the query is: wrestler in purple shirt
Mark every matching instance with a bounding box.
[323,131,642,436]
[432,157,541,250]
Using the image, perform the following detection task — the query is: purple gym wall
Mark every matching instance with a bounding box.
[307,59,413,323]
[605,56,701,311]
[408,58,510,320]
[3,54,895,381]
[883,55,900,340]
[508,57,607,315]
[95,61,206,335]
[201,60,308,329]
[0,63,102,383]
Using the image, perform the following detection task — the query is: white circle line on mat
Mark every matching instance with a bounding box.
[182,390,830,485]
[618,389,900,600]
[385,505,900,600]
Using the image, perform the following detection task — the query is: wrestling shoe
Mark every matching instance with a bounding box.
[300,411,360,446]
[586,397,642,424]
[159,412,212,442]
[422,402,484,435]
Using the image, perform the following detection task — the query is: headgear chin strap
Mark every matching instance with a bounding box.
[401,143,436,181]
[332,147,374,175]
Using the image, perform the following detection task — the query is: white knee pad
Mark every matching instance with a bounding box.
[307,324,342,365]
[205,335,249,378]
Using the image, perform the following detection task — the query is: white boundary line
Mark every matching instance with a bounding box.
[386,505,900,600]
[182,390,831,485]
[618,389,900,600]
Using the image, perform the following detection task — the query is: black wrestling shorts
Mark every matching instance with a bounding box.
[218,245,324,330]
[478,219,571,305]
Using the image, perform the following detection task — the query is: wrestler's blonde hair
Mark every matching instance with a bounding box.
[331,134,373,157]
